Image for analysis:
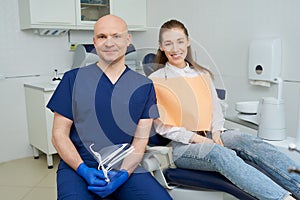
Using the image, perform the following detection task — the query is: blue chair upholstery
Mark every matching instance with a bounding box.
[165,168,257,200]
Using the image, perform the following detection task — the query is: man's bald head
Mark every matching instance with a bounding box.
[94,15,128,36]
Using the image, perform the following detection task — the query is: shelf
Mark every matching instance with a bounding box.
[81,3,108,7]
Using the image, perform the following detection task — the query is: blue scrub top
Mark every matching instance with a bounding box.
[47,64,159,168]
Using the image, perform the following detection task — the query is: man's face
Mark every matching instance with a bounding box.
[93,18,131,65]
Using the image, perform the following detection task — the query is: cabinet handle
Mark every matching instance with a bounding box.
[35,21,74,24]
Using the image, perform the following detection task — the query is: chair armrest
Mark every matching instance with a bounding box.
[142,146,175,189]
[142,146,170,172]
[146,146,170,155]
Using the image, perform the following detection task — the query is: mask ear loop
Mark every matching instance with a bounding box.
[89,144,110,183]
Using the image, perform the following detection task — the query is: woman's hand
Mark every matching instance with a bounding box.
[190,134,214,144]
[212,131,224,146]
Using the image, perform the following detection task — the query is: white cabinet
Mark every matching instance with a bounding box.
[18,0,147,31]
[18,0,76,29]
[24,83,57,168]
[110,0,147,30]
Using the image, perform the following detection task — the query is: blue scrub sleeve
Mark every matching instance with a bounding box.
[47,69,78,121]
[140,83,159,119]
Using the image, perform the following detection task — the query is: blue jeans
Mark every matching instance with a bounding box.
[172,130,300,200]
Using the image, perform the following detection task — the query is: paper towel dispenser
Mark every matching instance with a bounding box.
[248,38,281,82]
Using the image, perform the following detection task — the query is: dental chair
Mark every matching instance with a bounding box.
[142,53,258,200]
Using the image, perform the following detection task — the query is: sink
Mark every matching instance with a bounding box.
[235,101,259,114]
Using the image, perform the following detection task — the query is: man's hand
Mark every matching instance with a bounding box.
[88,169,129,198]
[76,163,107,186]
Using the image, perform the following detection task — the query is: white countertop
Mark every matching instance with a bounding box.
[225,114,258,130]
[24,77,60,92]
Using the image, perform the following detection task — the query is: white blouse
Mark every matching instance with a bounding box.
[149,62,225,144]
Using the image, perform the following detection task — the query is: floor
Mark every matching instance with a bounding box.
[0,154,59,200]
[0,154,237,200]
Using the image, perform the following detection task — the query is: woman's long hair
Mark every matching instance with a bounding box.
[154,19,213,78]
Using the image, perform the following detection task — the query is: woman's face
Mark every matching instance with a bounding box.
[160,28,190,68]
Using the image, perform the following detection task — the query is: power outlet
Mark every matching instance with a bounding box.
[70,44,77,51]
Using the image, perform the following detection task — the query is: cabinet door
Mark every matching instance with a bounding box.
[110,0,146,29]
[75,0,110,29]
[75,0,146,30]
[19,0,76,29]
[29,0,76,27]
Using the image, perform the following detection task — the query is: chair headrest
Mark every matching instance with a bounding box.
[142,53,156,76]
[126,44,136,55]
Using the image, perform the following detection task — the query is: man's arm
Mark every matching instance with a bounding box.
[120,118,153,175]
[52,112,109,186]
[52,112,83,170]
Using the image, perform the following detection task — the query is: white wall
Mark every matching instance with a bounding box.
[0,0,73,163]
[1,0,300,163]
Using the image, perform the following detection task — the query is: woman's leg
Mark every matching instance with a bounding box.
[172,142,289,200]
[222,130,300,198]
[112,171,173,200]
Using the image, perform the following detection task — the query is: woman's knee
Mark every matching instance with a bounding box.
[222,130,256,148]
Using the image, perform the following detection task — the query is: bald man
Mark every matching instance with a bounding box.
[47,15,172,200]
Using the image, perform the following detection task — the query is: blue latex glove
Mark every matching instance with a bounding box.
[88,170,129,198]
[76,163,107,186]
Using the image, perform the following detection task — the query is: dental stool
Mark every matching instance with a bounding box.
[143,133,258,200]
